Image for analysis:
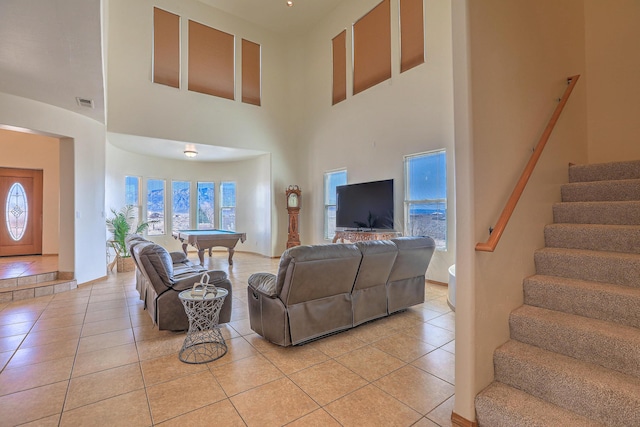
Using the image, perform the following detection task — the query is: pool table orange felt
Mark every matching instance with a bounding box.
[172,229,246,265]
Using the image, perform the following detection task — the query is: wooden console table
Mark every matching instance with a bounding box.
[332,230,402,243]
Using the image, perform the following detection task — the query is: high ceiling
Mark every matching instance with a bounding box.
[0,0,104,123]
[0,0,342,160]
[198,0,343,35]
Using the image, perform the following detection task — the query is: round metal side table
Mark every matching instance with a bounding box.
[178,287,228,364]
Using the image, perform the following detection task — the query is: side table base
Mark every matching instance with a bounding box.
[179,329,227,364]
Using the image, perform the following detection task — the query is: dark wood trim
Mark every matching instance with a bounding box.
[427,279,447,287]
[451,411,478,427]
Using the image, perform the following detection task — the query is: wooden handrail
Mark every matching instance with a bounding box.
[476,75,581,252]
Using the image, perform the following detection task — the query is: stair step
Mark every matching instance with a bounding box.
[553,201,640,225]
[569,160,640,183]
[494,340,640,425]
[524,275,640,329]
[561,178,640,202]
[544,223,640,253]
[534,247,640,288]
[510,305,640,378]
[475,381,603,427]
[0,279,78,302]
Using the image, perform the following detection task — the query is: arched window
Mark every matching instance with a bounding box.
[6,182,28,241]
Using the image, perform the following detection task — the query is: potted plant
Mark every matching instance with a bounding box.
[106,205,154,272]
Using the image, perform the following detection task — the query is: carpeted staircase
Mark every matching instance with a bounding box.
[475,159,640,426]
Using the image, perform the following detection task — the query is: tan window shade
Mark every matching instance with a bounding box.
[188,20,235,100]
[242,39,261,106]
[332,30,347,105]
[353,0,391,96]
[153,8,180,88]
[400,0,425,73]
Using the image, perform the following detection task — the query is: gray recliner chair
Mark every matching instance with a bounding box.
[248,243,362,346]
[132,241,232,331]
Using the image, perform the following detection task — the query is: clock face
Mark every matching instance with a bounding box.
[288,193,298,208]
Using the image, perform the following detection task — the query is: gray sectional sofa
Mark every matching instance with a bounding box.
[126,235,232,331]
[247,236,436,346]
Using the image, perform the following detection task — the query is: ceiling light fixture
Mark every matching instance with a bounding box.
[286,1,293,7]
[183,144,198,158]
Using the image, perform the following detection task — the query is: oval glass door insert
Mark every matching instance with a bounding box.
[6,182,28,241]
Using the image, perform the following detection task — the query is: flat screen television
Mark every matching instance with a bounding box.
[336,179,394,230]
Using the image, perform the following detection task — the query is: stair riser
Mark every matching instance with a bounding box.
[561,180,640,202]
[569,160,640,183]
[475,383,603,427]
[553,201,640,225]
[494,347,640,425]
[544,225,640,254]
[0,280,78,303]
[524,277,640,329]
[510,309,640,378]
[535,251,640,288]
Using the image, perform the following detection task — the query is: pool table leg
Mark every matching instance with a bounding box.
[181,242,188,256]
[197,249,205,266]
[228,248,234,265]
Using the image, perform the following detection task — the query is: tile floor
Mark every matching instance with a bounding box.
[0,255,58,280]
[0,253,455,426]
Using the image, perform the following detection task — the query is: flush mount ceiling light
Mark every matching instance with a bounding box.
[183,144,198,158]
[286,1,293,7]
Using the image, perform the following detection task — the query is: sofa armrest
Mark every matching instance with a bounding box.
[170,251,189,264]
[248,273,278,298]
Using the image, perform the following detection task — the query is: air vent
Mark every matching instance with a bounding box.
[76,97,94,108]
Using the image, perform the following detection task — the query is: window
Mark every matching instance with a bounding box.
[352,0,391,95]
[324,170,347,239]
[332,30,347,105]
[197,182,215,229]
[147,179,165,235]
[220,182,236,231]
[125,176,140,227]
[5,183,28,241]
[242,39,261,106]
[399,0,425,73]
[125,176,140,206]
[188,20,235,100]
[404,150,447,250]
[152,7,180,88]
[172,181,190,230]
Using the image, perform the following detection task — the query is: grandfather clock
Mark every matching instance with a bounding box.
[286,185,301,248]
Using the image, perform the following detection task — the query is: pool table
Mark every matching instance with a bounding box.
[172,229,246,266]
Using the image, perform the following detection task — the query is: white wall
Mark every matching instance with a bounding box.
[293,0,456,283]
[0,128,60,255]
[453,0,588,420]
[105,142,271,256]
[0,92,107,284]
[584,0,640,163]
[106,0,298,255]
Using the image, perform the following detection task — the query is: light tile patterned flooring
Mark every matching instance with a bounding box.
[0,255,58,280]
[0,252,455,426]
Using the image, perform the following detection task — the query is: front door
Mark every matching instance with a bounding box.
[0,168,43,256]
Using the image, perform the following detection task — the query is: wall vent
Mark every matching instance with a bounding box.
[76,97,94,108]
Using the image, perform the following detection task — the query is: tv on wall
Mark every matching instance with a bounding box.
[336,179,394,230]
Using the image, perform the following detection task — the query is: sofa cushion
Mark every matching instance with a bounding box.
[354,240,398,290]
[139,243,174,286]
[278,244,362,305]
[388,236,436,281]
